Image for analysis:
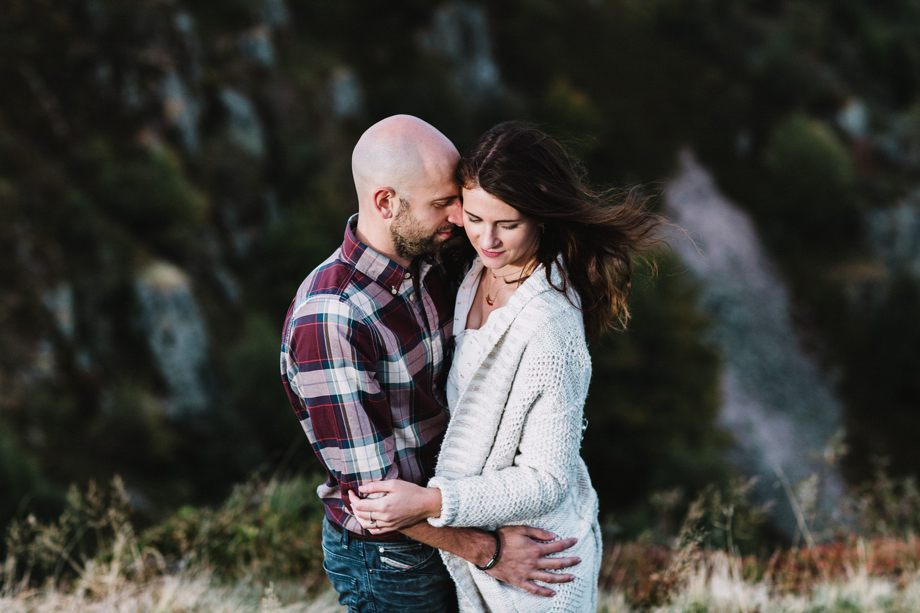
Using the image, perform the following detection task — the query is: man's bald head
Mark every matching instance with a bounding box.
[350,115,461,266]
[352,115,459,210]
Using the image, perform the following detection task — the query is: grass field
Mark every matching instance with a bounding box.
[4,538,920,612]
[4,474,920,612]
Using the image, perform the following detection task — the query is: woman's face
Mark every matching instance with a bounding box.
[460,187,541,274]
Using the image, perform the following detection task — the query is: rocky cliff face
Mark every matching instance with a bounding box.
[0,0,523,520]
[1,0,333,514]
[3,0,920,540]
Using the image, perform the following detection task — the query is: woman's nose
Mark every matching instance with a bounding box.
[480,228,500,250]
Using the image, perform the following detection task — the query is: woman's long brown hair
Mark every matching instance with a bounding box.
[452,122,665,338]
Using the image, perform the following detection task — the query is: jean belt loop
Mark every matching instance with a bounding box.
[341,524,351,549]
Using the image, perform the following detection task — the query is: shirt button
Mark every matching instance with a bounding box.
[404,272,411,279]
[391,287,397,295]
[409,294,416,301]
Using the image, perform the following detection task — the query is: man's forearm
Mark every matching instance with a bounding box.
[400,522,494,567]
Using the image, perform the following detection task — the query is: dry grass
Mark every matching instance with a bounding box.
[3,540,920,612]
[1,476,340,612]
[6,472,920,612]
[629,551,920,613]
[4,542,920,613]
[597,538,920,612]
[0,572,345,613]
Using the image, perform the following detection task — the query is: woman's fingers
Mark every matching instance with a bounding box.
[348,490,404,525]
[348,490,383,515]
[358,480,397,497]
[348,491,399,533]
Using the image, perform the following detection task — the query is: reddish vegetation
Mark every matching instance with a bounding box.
[600,537,920,607]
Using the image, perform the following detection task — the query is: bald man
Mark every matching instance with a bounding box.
[281,116,578,612]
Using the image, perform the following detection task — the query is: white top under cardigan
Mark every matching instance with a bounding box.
[445,265,502,409]
[429,258,603,613]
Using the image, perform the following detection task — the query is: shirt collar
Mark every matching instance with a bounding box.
[341,214,414,291]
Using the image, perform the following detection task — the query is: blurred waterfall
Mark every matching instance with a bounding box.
[867,189,920,276]
[134,261,211,420]
[220,88,266,158]
[665,150,846,538]
[420,2,504,105]
[162,70,201,154]
[329,68,364,118]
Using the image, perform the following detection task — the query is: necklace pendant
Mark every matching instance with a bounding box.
[485,293,494,306]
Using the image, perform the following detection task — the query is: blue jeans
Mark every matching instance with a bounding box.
[321,518,459,613]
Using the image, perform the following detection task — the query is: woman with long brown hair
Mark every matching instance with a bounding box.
[351,122,663,612]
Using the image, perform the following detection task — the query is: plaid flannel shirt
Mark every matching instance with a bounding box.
[280,216,454,540]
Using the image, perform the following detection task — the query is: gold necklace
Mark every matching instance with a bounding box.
[484,268,532,306]
[485,274,503,306]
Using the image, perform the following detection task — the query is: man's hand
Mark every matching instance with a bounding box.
[486,526,580,597]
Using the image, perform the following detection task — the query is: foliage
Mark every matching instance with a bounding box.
[94,144,210,261]
[763,114,859,249]
[584,253,729,536]
[671,477,773,555]
[5,466,920,610]
[842,274,920,483]
[0,432,61,540]
[140,473,327,581]
[3,473,327,594]
[2,0,920,548]
[844,457,920,539]
[598,461,920,610]
[222,314,307,468]
[3,476,145,589]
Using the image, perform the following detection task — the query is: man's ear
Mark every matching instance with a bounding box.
[373,187,397,220]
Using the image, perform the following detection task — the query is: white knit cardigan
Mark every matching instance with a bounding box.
[428,260,602,613]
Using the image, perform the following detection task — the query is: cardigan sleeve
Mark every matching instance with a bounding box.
[428,327,591,528]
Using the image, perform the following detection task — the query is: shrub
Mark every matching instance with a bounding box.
[223,314,305,466]
[2,476,143,589]
[140,473,327,582]
[763,114,860,250]
[3,473,327,592]
[845,457,920,539]
[95,144,210,260]
[0,430,61,542]
[584,253,728,536]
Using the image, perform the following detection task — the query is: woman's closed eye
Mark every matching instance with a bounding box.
[464,214,519,230]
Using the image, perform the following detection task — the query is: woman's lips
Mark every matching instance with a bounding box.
[481,248,502,258]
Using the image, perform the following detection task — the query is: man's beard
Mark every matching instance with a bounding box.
[390,198,447,260]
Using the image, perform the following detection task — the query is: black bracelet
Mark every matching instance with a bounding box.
[474,530,501,571]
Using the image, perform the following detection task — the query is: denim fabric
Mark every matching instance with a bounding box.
[321,518,459,613]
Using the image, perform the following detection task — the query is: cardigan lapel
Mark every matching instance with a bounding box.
[462,259,560,351]
[435,260,572,479]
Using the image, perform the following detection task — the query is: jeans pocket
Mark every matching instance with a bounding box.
[321,544,361,608]
[322,561,358,608]
[368,544,458,613]
[372,541,439,575]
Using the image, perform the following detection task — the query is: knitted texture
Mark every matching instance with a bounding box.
[429,261,602,613]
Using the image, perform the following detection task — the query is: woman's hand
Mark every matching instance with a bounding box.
[347,479,442,534]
